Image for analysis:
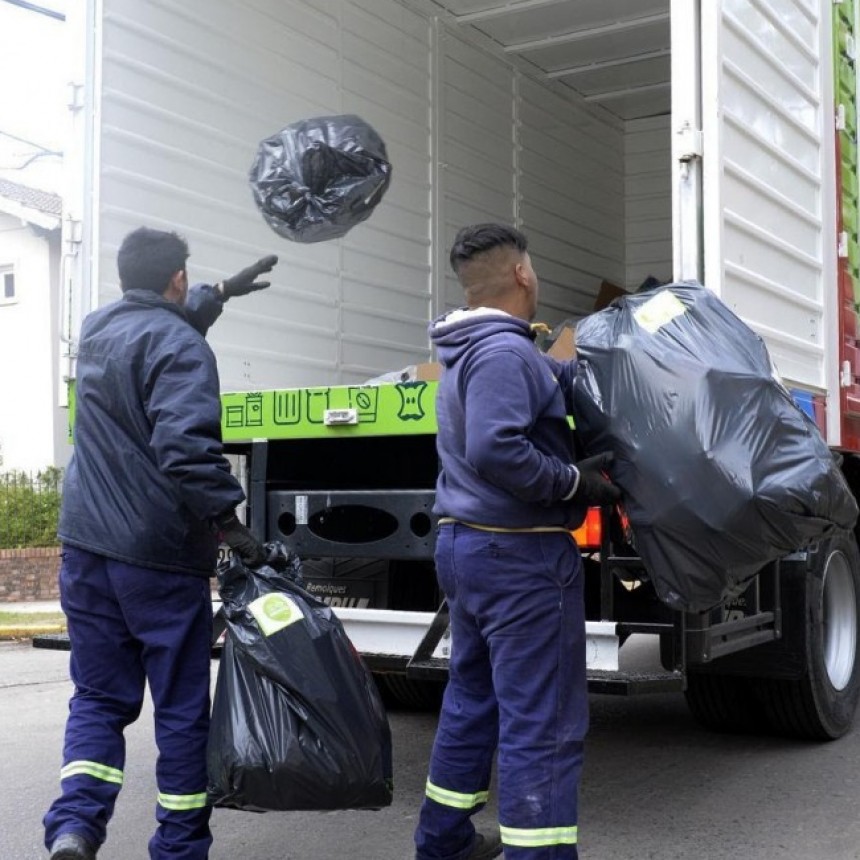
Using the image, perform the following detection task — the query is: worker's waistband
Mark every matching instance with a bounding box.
[437,517,571,535]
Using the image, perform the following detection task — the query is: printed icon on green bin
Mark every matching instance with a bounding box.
[274,390,301,425]
[349,386,379,422]
[396,381,427,421]
[248,593,303,636]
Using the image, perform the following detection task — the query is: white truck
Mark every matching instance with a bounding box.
[59,0,860,736]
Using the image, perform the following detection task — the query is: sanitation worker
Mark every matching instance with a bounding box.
[43,226,277,860]
[414,224,620,860]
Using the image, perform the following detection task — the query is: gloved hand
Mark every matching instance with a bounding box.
[570,452,622,506]
[264,541,305,586]
[215,511,268,568]
[218,255,278,300]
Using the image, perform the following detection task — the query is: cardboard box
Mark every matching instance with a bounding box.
[594,280,628,311]
[547,325,576,360]
[412,362,441,381]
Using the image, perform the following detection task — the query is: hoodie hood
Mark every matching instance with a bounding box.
[430,307,534,367]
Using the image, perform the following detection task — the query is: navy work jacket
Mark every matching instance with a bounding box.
[59,288,245,576]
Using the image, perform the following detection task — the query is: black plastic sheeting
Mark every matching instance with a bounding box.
[249,114,392,243]
[573,281,858,613]
[207,552,393,812]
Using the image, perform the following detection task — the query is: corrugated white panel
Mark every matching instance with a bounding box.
[518,77,625,325]
[439,26,625,322]
[440,27,516,313]
[625,115,671,289]
[702,0,829,388]
[98,0,432,389]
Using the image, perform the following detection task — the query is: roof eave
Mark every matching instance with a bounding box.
[0,197,61,231]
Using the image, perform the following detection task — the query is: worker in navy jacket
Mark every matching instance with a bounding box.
[414,224,620,860]
[44,227,277,860]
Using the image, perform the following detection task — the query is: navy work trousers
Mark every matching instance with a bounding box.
[415,524,587,860]
[44,545,214,859]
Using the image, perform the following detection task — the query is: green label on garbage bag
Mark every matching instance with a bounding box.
[248,593,304,636]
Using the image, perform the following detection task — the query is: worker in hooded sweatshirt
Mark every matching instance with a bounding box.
[414,223,621,860]
[44,226,277,860]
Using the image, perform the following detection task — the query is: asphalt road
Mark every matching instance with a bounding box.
[4,639,860,860]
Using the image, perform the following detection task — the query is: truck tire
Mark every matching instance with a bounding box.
[374,673,445,711]
[756,530,860,740]
[684,672,767,734]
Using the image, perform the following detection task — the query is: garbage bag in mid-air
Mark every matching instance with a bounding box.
[207,549,393,812]
[249,114,392,243]
[572,281,858,613]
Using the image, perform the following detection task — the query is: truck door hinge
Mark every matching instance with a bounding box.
[66,81,84,113]
[64,214,82,253]
[677,123,704,163]
[838,231,849,258]
[842,360,854,388]
[676,123,703,181]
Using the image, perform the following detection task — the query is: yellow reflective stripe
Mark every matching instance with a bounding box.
[157,791,209,811]
[60,760,124,785]
[500,825,578,847]
[425,779,489,810]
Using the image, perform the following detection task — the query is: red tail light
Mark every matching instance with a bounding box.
[571,506,602,548]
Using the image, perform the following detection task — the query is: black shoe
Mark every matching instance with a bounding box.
[467,830,503,860]
[49,832,96,860]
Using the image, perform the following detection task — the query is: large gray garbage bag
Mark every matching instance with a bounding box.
[572,281,858,612]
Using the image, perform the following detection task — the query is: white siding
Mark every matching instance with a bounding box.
[92,0,628,386]
[625,115,672,289]
[702,0,832,389]
[439,27,516,313]
[439,27,625,325]
[519,78,625,324]
[97,0,433,389]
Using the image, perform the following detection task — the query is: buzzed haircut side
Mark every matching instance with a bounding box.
[449,223,528,274]
[449,224,528,305]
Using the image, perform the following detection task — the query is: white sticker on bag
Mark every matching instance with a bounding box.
[633,290,686,333]
[248,593,304,636]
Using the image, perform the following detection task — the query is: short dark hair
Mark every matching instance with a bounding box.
[449,223,528,273]
[117,227,189,294]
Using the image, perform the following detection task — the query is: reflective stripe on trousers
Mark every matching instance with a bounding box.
[61,760,124,785]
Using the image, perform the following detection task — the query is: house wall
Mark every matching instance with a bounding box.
[0,214,69,472]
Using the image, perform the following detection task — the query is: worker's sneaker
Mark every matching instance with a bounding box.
[467,830,503,859]
[49,832,96,860]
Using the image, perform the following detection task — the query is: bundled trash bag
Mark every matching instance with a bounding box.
[207,546,393,811]
[573,281,858,612]
[249,114,392,243]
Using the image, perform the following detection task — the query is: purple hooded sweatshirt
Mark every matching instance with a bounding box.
[430,307,587,529]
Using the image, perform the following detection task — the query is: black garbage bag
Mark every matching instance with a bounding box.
[207,547,393,811]
[573,281,858,613]
[249,114,392,243]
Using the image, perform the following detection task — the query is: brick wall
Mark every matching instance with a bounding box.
[0,547,61,601]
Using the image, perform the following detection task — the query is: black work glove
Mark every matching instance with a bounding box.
[218,255,278,300]
[570,452,622,506]
[216,511,268,568]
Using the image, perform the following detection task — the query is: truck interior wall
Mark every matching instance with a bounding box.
[440,26,626,330]
[95,0,435,392]
[94,0,628,391]
[625,115,672,291]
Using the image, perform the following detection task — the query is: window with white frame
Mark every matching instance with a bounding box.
[0,266,15,304]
